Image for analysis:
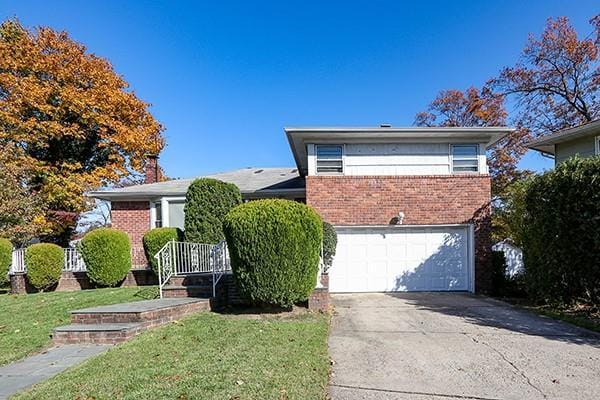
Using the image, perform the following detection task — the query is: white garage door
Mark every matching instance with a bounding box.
[329,226,472,293]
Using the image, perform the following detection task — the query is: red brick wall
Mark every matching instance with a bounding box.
[111,201,151,249]
[306,175,492,292]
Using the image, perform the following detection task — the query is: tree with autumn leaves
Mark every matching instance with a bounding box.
[0,19,164,245]
[417,15,599,242]
[417,15,599,198]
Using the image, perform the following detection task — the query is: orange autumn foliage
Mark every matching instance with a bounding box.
[0,19,164,243]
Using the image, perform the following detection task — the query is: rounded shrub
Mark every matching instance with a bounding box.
[184,178,242,244]
[79,228,131,286]
[322,221,337,271]
[25,243,63,290]
[0,238,13,285]
[223,199,323,307]
[143,227,184,272]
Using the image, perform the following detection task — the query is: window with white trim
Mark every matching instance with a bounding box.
[451,144,479,173]
[154,202,162,228]
[316,145,343,174]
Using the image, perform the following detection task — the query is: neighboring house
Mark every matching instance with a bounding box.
[492,239,524,278]
[90,125,511,294]
[527,119,600,164]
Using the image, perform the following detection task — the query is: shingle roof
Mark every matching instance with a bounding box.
[88,167,305,200]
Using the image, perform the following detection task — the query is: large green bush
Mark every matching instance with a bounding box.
[0,238,13,285]
[223,199,323,307]
[25,243,63,290]
[184,178,242,244]
[79,228,131,286]
[520,156,600,305]
[143,227,184,272]
[322,221,337,270]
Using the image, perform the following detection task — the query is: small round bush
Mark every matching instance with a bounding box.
[184,178,242,244]
[143,227,184,272]
[0,238,13,285]
[223,199,323,307]
[322,221,337,271]
[79,228,131,286]
[25,243,63,290]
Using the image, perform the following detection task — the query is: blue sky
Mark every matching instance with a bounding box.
[2,1,598,178]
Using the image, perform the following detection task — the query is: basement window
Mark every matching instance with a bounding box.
[451,144,479,173]
[316,145,343,174]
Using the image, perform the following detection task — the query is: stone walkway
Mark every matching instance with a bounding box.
[0,345,109,399]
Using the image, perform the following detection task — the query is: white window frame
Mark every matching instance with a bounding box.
[150,197,186,228]
[450,144,479,174]
[595,136,600,155]
[315,144,344,175]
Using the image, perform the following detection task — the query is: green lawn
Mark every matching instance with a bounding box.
[0,287,156,366]
[13,312,330,400]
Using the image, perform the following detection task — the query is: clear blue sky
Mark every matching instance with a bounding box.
[2,1,598,178]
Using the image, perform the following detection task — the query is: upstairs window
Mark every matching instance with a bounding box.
[451,144,479,173]
[316,145,343,174]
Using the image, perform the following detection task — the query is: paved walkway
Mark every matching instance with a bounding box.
[0,345,109,399]
[329,293,600,400]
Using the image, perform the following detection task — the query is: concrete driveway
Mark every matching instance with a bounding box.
[328,293,600,400]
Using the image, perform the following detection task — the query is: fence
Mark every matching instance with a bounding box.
[9,247,148,275]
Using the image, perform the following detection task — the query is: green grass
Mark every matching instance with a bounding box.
[0,287,157,366]
[503,297,600,333]
[529,305,600,333]
[13,312,330,400]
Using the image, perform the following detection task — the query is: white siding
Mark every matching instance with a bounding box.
[307,142,490,176]
[344,143,450,175]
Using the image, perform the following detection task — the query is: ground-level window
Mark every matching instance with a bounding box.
[153,199,185,230]
[316,145,343,174]
[451,144,478,173]
[596,136,600,155]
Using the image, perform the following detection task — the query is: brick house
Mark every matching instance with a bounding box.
[90,126,511,294]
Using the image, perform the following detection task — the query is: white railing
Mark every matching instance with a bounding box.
[155,240,231,298]
[9,247,148,274]
[211,240,230,296]
[11,249,26,274]
[63,248,86,272]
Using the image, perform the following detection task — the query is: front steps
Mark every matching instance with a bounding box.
[162,273,214,298]
[53,298,210,345]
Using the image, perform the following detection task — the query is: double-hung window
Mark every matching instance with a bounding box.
[451,144,478,173]
[316,145,343,174]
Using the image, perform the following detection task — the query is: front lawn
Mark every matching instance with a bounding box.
[13,312,330,400]
[0,287,156,366]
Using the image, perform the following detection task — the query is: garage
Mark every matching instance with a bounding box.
[328,226,473,293]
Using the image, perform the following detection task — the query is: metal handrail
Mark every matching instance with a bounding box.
[155,239,175,299]
[154,240,231,298]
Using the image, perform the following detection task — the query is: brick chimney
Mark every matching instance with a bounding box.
[144,154,160,184]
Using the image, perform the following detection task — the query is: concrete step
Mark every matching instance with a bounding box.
[162,285,213,298]
[53,298,211,345]
[70,298,209,324]
[53,323,142,345]
[169,274,213,286]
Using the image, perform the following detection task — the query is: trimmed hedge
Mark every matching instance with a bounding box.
[322,221,337,270]
[223,199,323,307]
[143,227,184,272]
[25,243,63,290]
[79,228,131,286]
[520,156,600,305]
[0,238,11,285]
[184,178,242,244]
